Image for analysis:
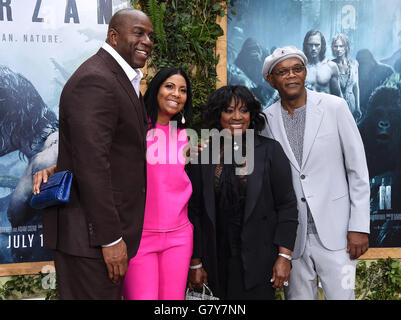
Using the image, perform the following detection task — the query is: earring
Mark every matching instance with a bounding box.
[181,111,186,124]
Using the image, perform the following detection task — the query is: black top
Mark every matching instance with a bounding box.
[188,133,298,297]
[214,137,248,294]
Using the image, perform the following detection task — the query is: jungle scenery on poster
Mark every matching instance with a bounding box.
[0,0,131,264]
[228,0,401,247]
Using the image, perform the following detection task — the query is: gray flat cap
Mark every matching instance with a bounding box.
[262,46,308,78]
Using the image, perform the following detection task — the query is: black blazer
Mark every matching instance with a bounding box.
[43,48,147,259]
[188,134,298,293]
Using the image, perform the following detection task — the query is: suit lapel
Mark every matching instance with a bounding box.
[265,102,301,172]
[243,135,264,223]
[97,48,147,139]
[202,162,216,228]
[301,90,324,169]
[201,135,263,227]
[115,70,147,137]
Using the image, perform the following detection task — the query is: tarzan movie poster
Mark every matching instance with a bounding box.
[0,0,131,265]
[228,0,401,247]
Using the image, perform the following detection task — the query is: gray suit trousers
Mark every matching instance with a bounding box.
[285,233,356,300]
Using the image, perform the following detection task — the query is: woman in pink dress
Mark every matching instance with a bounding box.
[123,67,194,300]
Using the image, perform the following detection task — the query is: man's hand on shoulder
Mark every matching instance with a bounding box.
[102,239,128,283]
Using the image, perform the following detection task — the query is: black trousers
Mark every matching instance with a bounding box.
[222,255,275,300]
[53,250,123,300]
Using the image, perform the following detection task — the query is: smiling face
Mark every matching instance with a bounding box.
[220,97,251,135]
[267,57,307,102]
[109,10,154,69]
[157,74,188,124]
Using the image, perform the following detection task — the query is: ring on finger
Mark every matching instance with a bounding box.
[283,281,289,287]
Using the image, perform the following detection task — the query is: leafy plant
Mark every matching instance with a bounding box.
[356,257,401,300]
[274,258,401,300]
[146,0,167,54]
[1,258,401,300]
[0,273,58,300]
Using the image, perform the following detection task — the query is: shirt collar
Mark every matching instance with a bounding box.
[281,103,306,116]
[102,42,143,83]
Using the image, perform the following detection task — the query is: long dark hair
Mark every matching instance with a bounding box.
[303,29,326,61]
[144,67,193,129]
[203,85,266,132]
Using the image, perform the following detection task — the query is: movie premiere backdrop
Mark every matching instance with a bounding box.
[227,0,401,248]
[0,0,132,267]
[1,0,399,270]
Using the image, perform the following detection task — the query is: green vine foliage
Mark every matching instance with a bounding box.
[0,273,58,300]
[131,0,228,132]
[356,257,401,300]
[274,258,401,300]
[146,0,167,53]
[1,259,400,300]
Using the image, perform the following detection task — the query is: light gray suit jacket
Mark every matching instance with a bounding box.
[261,89,370,259]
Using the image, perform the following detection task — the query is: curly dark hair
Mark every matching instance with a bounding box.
[203,85,266,132]
[144,67,193,129]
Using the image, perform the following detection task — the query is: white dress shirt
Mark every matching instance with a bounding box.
[102,42,143,97]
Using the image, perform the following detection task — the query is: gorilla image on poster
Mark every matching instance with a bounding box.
[359,85,401,247]
[0,65,58,263]
[227,0,401,247]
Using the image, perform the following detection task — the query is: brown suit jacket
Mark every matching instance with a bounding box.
[43,48,147,259]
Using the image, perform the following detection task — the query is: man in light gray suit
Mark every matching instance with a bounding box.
[260,46,370,299]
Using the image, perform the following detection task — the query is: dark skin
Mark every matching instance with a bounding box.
[106,9,154,70]
[33,9,154,284]
[267,57,369,260]
[188,252,292,290]
[347,232,369,260]
[188,100,293,290]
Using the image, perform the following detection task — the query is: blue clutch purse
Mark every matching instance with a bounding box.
[29,170,73,210]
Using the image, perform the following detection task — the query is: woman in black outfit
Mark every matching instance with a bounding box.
[187,85,298,300]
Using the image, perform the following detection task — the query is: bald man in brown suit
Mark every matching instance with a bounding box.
[40,9,154,299]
